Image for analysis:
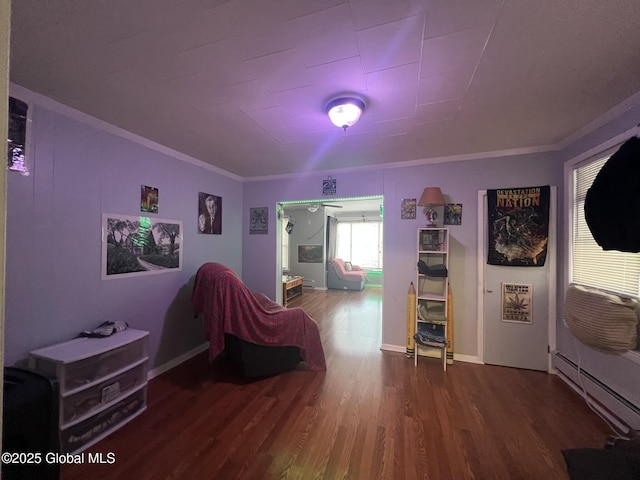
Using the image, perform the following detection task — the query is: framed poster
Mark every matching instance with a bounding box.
[487,186,550,266]
[102,214,182,279]
[249,207,268,234]
[501,283,532,323]
[298,245,323,263]
[198,192,222,234]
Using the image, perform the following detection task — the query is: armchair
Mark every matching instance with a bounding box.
[327,258,366,291]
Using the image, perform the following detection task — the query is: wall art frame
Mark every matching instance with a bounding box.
[401,198,416,219]
[141,185,159,213]
[298,244,323,263]
[249,207,268,234]
[501,283,533,324]
[102,213,183,279]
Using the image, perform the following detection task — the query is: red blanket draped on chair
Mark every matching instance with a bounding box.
[192,263,326,371]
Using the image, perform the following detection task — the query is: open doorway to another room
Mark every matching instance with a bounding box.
[277,196,384,302]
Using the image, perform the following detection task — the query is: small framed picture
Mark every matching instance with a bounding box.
[141,185,159,213]
[322,176,336,195]
[444,204,462,225]
[401,198,416,219]
[249,207,268,234]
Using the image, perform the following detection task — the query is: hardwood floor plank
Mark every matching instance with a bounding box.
[61,287,610,479]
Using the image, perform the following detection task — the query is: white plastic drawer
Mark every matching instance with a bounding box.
[61,360,148,427]
[29,329,149,394]
[60,386,147,454]
[64,338,147,392]
[30,337,147,393]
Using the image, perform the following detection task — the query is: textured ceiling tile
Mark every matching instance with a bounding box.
[306,57,368,98]
[286,4,360,67]
[268,125,316,144]
[276,0,347,22]
[348,0,426,31]
[424,0,503,39]
[235,29,299,63]
[175,40,255,81]
[246,106,297,131]
[420,24,493,77]
[375,117,415,137]
[371,94,418,123]
[365,63,420,98]
[244,49,314,93]
[415,98,463,125]
[209,81,280,112]
[271,85,327,116]
[357,14,425,73]
[418,71,472,105]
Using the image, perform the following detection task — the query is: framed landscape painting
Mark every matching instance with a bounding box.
[298,244,323,263]
[102,213,183,279]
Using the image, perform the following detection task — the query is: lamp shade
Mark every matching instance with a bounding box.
[326,97,365,131]
[418,187,446,206]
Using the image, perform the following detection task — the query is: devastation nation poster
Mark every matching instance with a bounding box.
[487,185,550,266]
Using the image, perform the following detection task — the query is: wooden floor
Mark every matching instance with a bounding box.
[62,287,610,480]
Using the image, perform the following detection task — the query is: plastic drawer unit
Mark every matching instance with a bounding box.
[29,329,149,454]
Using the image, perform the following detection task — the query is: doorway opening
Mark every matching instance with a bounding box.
[276,195,384,326]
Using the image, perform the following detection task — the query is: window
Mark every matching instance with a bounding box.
[336,221,383,269]
[570,152,640,298]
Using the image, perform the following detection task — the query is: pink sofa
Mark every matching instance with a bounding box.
[327,258,367,290]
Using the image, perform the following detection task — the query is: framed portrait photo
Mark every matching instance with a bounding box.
[198,192,222,235]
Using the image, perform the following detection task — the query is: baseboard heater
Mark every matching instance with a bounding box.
[303,279,315,288]
[554,352,640,431]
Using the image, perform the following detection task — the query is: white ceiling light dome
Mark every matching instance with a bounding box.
[326,97,365,131]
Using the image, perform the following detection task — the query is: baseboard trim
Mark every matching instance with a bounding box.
[147,342,209,380]
[454,354,483,364]
[380,344,406,354]
[380,344,483,365]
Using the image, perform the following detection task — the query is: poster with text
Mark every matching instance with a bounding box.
[487,185,549,266]
[502,283,532,323]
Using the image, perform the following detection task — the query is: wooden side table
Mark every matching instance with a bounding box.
[282,276,304,306]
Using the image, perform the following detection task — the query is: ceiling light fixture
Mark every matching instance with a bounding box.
[326,97,365,131]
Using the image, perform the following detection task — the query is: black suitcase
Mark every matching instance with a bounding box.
[3,367,60,480]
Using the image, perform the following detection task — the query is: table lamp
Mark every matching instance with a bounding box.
[418,187,446,227]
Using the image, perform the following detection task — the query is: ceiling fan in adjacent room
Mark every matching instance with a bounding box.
[306,203,343,213]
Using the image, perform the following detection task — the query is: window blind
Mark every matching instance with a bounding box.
[572,156,640,297]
